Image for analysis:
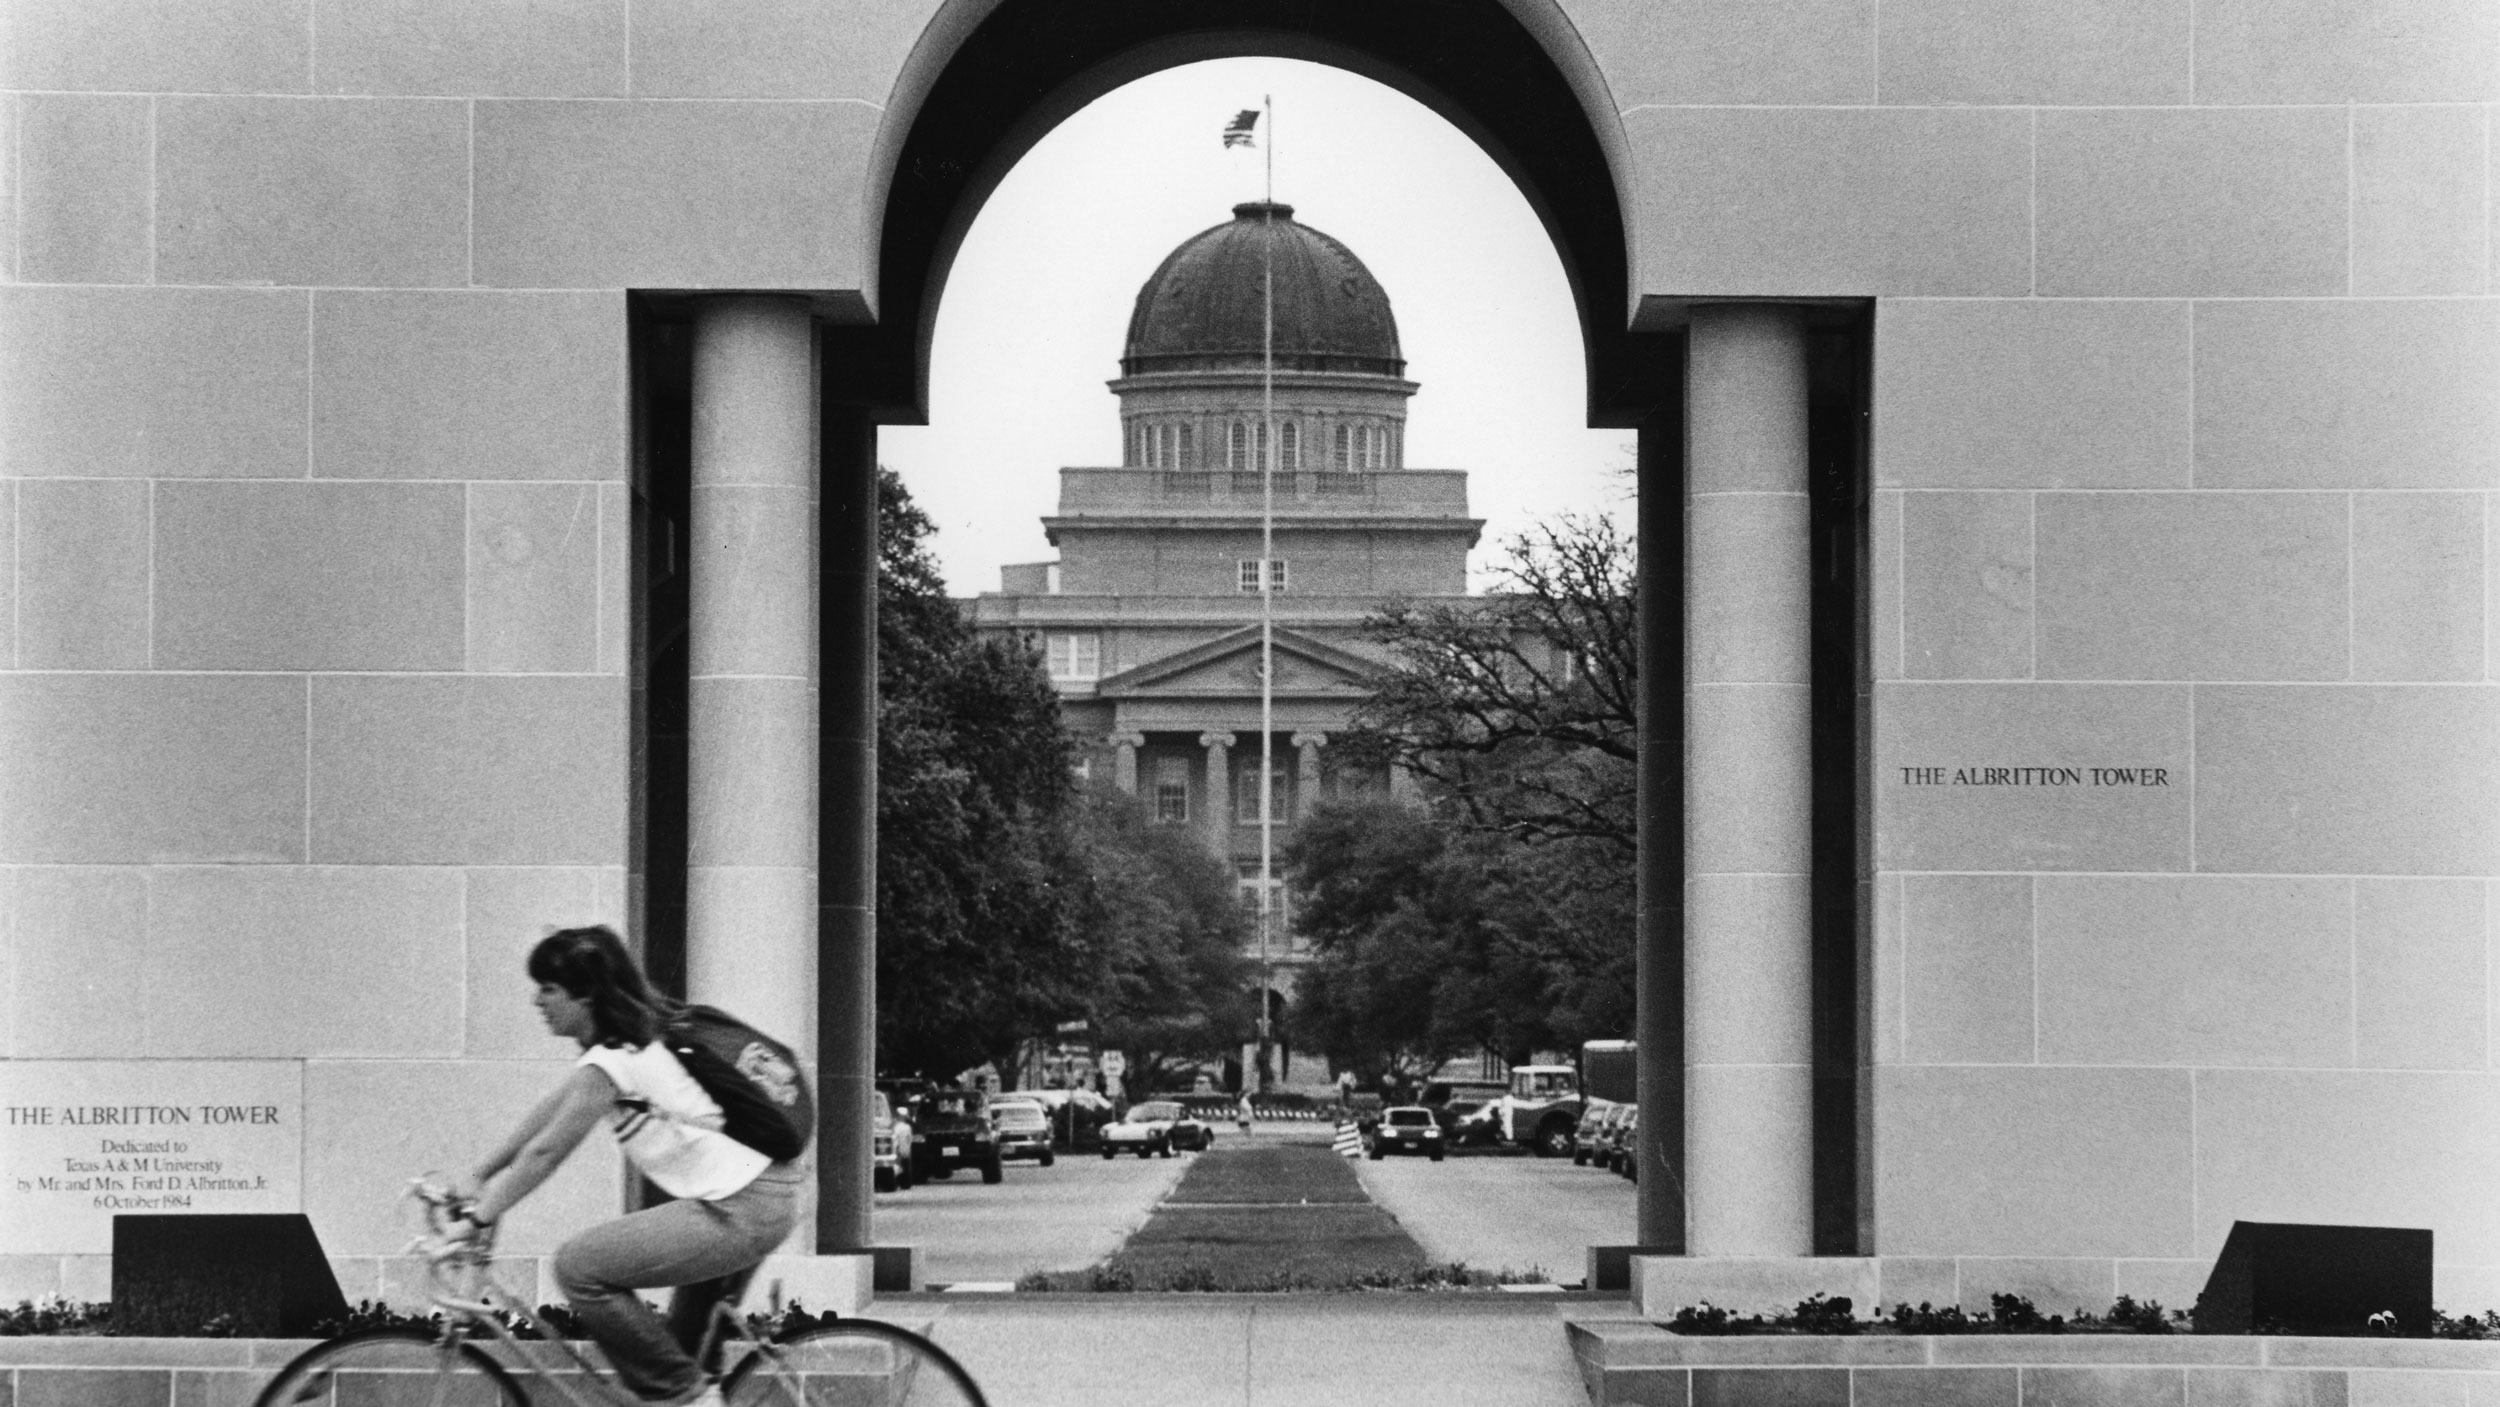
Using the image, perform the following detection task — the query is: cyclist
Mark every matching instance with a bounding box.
[440,926,799,1407]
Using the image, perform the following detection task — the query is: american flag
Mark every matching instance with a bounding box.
[1222,109,1259,148]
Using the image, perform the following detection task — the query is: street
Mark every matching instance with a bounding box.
[878,1121,1635,1288]
[873,1141,1192,1286]
[1353,1145,1637,1282]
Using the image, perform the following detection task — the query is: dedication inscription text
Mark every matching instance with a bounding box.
[1897,766,2171,787]
[0,1063,302,1254]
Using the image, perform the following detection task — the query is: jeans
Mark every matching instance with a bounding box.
[552,1163,802,1404]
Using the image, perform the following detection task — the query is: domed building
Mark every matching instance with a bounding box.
[973,203,1483,1078]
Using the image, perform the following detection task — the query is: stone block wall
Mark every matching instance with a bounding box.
[1790,0,2499,1309]
[0,0,2490,1300]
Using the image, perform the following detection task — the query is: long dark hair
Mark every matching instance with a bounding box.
[526,926,673,1047]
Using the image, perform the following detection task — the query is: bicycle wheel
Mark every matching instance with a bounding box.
[723,1320,989,1407]
[255,1325,527,1407]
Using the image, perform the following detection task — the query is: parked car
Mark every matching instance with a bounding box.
[1573,1100,1623,1166]
[1364,1106,1446,1161]
[989,1098,1056,1166]
[1608,1105,1640,1178]
[910,1087,1003,1184]
[1100,1099,1209,1157]
[873,1090,914,1192]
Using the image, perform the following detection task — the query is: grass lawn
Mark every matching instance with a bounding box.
[1020,1144,1540,1291]
[1160,1142,1370,1204]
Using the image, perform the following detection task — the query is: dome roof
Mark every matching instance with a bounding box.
[1122,203,1403,378]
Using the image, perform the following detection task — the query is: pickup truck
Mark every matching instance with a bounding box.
[908,1087,1003,1184]
[1493,1064,1585,1158]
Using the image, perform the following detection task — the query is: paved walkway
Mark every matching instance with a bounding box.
[887,1292,1641,1407]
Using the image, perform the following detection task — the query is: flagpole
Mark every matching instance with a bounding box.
[1256,92,1276,1096]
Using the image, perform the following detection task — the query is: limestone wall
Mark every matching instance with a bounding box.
[0,0,2489,1303]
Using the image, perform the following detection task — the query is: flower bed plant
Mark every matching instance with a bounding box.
[1659,1294,2500,1339]
[0,1294,847,1341]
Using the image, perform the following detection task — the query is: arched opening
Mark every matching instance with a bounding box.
[628,0,1871,1281]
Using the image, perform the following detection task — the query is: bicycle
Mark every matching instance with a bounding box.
[254,1177,988,1407]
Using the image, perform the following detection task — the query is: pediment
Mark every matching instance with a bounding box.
[1099,626,1380,698]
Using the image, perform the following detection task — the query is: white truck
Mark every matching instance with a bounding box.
[1493,1063,1585,1157]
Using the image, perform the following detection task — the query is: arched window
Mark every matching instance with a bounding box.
[1228,421,1248,469]
[1177,422,1195,468]
[1332,422,1351,470]
[1280,421,1300,471]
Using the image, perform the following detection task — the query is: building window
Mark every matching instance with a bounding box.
[1236,867,1290,929]
[1177,422,1195,467]
[1280,421,1300,471]
[1229,421,1276,472]
[1234,757,1292,823]
[1153,755,1190,823]
[1332,422,1350,469]
[1045,563,1061,595]
[1072,754,1093,783]
[1045,632,1100,681]
[1238,558,1287,593]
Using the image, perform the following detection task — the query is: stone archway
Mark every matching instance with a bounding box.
[647,0,1868,1269]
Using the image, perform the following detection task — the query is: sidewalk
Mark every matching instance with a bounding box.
[890,1292,1643,1407]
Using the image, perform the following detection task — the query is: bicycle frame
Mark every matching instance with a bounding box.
[406,1182,787,1407]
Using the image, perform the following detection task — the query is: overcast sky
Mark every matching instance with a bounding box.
[878,56,1628,597]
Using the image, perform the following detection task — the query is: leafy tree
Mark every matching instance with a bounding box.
[1288,802,1632,1072]
[874,469,1088,1078]
[1069,787,1253,1097]
[1288,515,1641,1073]
[1341,514,1636,852]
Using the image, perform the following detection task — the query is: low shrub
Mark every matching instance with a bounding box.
[1664,1295,2202,1337]
[0,1298,113,1337]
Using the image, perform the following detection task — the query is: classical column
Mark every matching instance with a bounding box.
[817,403,876,1253]
[1386,763,1419,805]
[686,297,820,1241]
[1683,304,1815,1257]
[1291,732,1326,817]
[1111,731,1146,795]
[1200,732,1235,848]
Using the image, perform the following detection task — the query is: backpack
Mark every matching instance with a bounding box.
[663,1005,814,1162]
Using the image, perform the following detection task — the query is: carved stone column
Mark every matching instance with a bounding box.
[1291,732,1326,817]
[1682,303,1814,1258]
[686,296,819,1243]
[1200,731,1235,849]
[1111,731,1145,795]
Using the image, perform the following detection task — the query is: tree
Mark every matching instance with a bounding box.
[1340,514,1637,852]
[1287,515,1641,1072]
[874,468,1090,1079]
[1287,801,1632,1072]
[1070,787,1253,1097]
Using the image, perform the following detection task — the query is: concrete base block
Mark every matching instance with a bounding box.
[744,1254,874,1317]
[1632,1256,1880,1319]
[1592,1245,1682,1294]
[870,1245,921,1294]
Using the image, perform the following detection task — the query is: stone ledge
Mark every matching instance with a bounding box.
[1565,1324,2500,1407]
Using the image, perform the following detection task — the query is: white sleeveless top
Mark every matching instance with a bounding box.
[576,1042,771,1201]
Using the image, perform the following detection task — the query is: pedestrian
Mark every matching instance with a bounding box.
[1235,1091,1254,1139]
[441,926,800,1407]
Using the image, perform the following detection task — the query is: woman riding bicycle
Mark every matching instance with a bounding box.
[441,926,800,1407]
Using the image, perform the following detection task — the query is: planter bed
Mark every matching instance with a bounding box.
[0,1336,641,1407]
[1565,1321,2500,1407]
